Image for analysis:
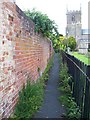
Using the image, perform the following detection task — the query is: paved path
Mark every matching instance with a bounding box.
[34,53,66,118]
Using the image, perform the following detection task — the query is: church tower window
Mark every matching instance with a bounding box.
[72,15,75,22]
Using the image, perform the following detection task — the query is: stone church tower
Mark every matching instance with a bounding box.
[66,9,82,47]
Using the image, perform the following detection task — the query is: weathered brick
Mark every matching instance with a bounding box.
[0,0,53,118]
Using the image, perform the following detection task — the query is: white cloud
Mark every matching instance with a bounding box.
[16,0,89,35]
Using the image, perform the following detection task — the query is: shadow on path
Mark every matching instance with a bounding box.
[34,53,66,118]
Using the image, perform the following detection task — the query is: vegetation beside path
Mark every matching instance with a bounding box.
[11,55,54,119]
[58,54,81,119]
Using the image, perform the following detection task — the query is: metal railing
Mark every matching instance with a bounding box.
[61,51,90,119]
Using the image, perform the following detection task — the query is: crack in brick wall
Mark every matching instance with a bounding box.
[0,1,53,118]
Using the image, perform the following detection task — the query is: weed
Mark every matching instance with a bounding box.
[12,55,54,119]
[58,55,81,119]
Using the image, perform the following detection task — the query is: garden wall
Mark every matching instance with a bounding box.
[0,1,53,118]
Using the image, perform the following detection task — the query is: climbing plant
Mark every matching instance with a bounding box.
[25,9,62,52]
[25,9,59,38]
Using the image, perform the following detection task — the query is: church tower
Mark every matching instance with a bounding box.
[66,8,82,46]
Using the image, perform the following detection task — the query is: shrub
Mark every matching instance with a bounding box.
[68,36,76,51]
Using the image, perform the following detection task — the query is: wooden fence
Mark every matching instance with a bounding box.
[61,51,90,119]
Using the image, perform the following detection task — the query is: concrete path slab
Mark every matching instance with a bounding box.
[34,53,66,118]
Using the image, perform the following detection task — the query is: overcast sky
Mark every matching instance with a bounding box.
[16,0,89,35]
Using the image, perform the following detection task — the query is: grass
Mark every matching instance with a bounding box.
[71,52,90,65]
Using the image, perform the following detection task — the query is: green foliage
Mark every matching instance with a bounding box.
[58,55,81,119]
[41,54,54,83]
[66,97,81,119]
[25,9,71,52]
[49,34,66,52]
[14,80,44,119]
[59,35,66,51]
[59,95,81,119]
[25,9,61,52]
[67,36,76,51]
[13,55,54,119]
[25,9,59,38]
[59,63,72,95]
[49,34,59,52]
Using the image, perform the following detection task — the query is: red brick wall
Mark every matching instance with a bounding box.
[0,1,53,118]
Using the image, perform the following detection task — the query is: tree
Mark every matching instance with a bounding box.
[67,36,76,51]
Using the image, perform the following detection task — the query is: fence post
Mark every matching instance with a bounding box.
[83,66,90,119]
[61,51,90,119]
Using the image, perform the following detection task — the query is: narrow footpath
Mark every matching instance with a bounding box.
[34,53,66,118]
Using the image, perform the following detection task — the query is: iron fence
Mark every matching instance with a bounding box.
[61,51,90,119]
